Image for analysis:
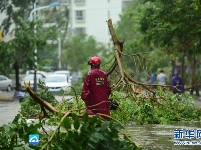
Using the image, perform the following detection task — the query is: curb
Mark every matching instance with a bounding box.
[0,97,15,101]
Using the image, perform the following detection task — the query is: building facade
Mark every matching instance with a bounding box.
[40,0,133,45]
[1,0,132,44]
[0,0,132,69]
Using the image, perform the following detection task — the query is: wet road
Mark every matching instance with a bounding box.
[0,99,20,125]
[0,90,201,149]
[0,90,201,126]
[0,90,19,125]
[0,90,72,126]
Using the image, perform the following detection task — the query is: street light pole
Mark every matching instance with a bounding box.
[29,1,60,92]
[58,36,61,69]
[29,2,60,20]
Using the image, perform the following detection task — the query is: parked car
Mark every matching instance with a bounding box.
[26,70,48,77]
[70,71,82,84]
[54,70,72,83]
[45,74,71,94]
[0,75,13,92]
[20,73,47,91]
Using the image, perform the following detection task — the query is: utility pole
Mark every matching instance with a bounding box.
[29,1,60,92]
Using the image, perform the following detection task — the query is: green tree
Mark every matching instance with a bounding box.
[61,34,108,73]
[114,0,170,81]
[0,42,11,75]
[0,0,57,90]
[39,0,70,69]
[115,0,201,94]
[139,0,201,95]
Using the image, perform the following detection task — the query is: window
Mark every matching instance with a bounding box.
[75,10,85,21]
[76,27,86,35]
[0,76,6,81]
[122,1,133,12]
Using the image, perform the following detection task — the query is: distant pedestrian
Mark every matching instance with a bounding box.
[146,73,151,84]
[157,70,167,85]
[150,73,155,84]
[171,73,184,94]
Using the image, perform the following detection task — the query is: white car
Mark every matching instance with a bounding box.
[71,71,82,84]
[45,74,71,93]
[54,70,72,83]
[21,74,47,91]
[0,75,13,92]
[26,70,48,77]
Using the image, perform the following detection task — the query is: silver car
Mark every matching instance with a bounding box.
[21,74,47,91]
[54,70,72,83]
[45,74,71,94]
[0,75,13,92]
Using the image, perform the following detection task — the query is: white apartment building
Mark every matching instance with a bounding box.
[42,0,132,45]
[1,0,132,45]
[67,0,132,45]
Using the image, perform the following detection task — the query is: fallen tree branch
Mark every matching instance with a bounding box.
[24,81,68,116]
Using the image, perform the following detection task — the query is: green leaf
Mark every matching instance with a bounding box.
[3,125,11,133]
[89,116,98,125]
[71,113,78,121]
[91,132,105,141]
[80,122,89,132]
[101,121,110,131]
[87,143,97,149]
[83,112,88,122]
[61,118,71,130]
[73,118,80,130]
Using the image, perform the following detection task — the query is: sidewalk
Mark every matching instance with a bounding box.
[0,90,73,102]
[0,90,15,100]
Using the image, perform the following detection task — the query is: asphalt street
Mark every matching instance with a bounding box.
[0,90,19,125]
[0,90,73,126]
[0,90,201,126]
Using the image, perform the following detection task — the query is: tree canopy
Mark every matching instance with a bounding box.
[114,0,201,94]
[0,0,58,90]
[61,34,109,72]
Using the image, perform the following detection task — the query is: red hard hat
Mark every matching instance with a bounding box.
[88,56,101,66]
